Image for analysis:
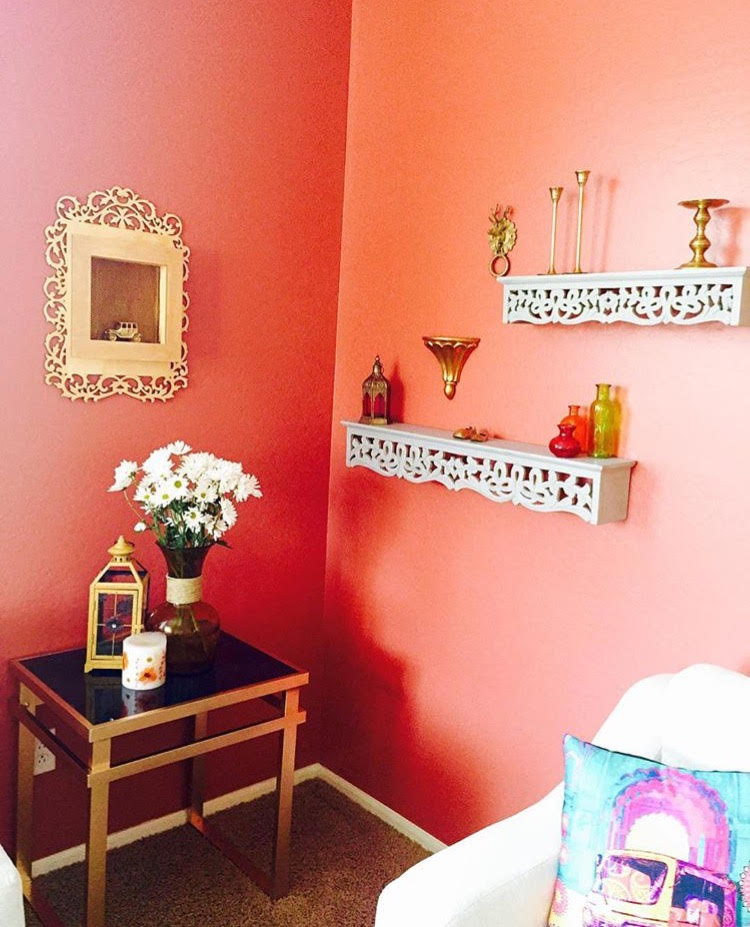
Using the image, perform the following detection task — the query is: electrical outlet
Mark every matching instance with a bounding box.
[33,729,56,776]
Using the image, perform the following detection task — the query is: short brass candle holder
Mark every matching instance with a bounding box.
[678,198,729,269]
[546,186,563,274]
[422,336,480,400]
[573,169,590,273]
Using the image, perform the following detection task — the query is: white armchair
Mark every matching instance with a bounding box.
[0,843,24,927]
[375,664,750,927]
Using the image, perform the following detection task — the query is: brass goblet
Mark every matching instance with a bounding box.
[678,198,729,268]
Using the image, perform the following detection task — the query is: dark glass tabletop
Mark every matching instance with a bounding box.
[20,632,299,726]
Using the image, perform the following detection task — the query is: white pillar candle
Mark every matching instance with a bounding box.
[122,632,167,690]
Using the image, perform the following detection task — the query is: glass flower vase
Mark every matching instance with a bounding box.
[146,545,220,675]
[560,404,588,454]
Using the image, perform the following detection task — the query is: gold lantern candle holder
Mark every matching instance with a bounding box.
[360,355,391,425]
[422,336,480,399]
[85,536,149,672]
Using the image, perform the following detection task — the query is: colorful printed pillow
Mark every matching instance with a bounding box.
[548,735,750,927]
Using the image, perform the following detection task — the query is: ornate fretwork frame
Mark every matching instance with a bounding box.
[43,187,190,401]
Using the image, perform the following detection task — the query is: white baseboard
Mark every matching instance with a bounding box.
[313,766,446,854]
[31,764,443,877]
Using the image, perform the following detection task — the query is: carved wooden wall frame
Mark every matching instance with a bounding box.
[43,187,190,401]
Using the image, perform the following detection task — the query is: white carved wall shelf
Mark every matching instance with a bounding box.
[500,267,750,326]
[343,421,636,525]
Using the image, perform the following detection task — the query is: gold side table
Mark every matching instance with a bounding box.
[10,632,308,927]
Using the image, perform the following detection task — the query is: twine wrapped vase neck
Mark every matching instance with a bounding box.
[147,543,220,675]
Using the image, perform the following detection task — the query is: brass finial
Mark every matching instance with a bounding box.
[108,536,135,562]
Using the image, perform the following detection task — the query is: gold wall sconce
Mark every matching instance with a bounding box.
[422,336,480,399]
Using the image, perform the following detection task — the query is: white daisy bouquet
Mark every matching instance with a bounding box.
[108,441,262,549]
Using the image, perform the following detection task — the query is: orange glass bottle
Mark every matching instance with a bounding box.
[560,404,588,454]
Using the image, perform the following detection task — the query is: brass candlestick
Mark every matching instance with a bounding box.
[678,198,729,268]
[422,336,480,399]
[547,186,563,274]
[573,170,590,273]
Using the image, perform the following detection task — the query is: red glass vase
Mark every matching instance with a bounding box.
[549,422,581,458]
[560,404,588,454]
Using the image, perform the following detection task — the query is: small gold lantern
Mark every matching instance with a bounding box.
[85,537,149,672]
[360,355,390,425]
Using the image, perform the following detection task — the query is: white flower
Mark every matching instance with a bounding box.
[179,452,214,483]
[108,459,138,492]
[134,521,148,532]
[220,498,237,528]
[166,474,190,500]
[183,508,206,528]
[142,447,173,480]
[211,520,228,539]
[133,479,157,507]
[194,477,219,506]
[210,458,243,494]
[234,473,262,502]
[166,440,192,456]
[153,478,178,506]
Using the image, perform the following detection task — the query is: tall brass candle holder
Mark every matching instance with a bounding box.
[678,198,729,268]
[422,336,480,400]
[547,186,563,274]
[573,169,590,273]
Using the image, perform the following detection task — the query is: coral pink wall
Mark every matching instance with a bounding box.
[0,0,351,855]
[324,0,750,844]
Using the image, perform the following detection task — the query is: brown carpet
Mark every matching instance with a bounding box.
[25,779,429,926]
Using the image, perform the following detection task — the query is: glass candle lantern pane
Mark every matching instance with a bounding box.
[373,391,387,419]
[95,591,135,656]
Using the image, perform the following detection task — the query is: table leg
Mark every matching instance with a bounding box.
[85,740,111,927]
[189,713,209,823]
[16,683,39,899]
[271,687,299,899]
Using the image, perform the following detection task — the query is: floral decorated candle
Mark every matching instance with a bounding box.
[122,632,167,690]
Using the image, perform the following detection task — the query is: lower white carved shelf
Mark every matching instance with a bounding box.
[344,421,636,525]
[501,267,750,326]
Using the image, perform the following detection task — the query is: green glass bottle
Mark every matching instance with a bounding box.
[590,383,617,458]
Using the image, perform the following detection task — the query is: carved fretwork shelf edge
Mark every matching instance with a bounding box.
[499,266,750,326]
[343,421,636,525]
